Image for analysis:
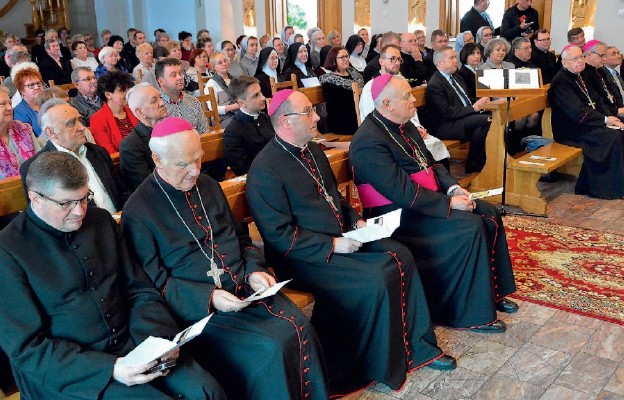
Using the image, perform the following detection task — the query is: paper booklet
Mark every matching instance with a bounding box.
[244,279,292,302]
[342,209,402,243]
[117,315,212,367]
[470,187,504,200]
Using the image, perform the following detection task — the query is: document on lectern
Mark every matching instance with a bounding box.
[343,209,402,243]
[477,68,541,90]
[117,315,212,367]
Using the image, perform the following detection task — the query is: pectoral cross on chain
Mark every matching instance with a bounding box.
[206,259,225,288]
[588,99,596,109]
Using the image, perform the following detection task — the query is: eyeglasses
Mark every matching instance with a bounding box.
[591,51,607,58]
[381,56,404,64]
[535,37,551,42]
[283,106,317,117]
[76,76,96,82]
[562,55,586,62]
[23,81,44,89]
[34,190,94,211]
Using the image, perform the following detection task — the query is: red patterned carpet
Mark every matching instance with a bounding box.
[504,216,624,325]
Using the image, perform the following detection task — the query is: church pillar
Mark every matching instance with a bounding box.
[371,0,408,35]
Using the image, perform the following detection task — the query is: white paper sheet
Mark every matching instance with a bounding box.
[244,279,292,302]
[470,187,503,200]
[342,209,402,243]
[117,315,212,367]
[301,77,321,87]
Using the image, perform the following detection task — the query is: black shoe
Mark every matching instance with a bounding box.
[496,298,519,313]
[470,319,506,333]
[427,354,457,371]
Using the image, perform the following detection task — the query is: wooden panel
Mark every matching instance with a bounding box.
[0,176,27,215]
[299,86,325,106]
[318,0,342,38]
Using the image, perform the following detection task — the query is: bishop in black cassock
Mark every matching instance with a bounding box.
[549,45,624,199]
[350,76,517,330]
[247,89,454,396]
[122,117,328,400]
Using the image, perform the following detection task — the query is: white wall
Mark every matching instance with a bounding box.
[0,1,36,38]
[342,0,355,39]
[371,0,408,35]
[594,1,624,51]
[549,0,572,53]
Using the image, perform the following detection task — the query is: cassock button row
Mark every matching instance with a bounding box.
[300,326,305,331]
[290,315,296,320]
[279,310,284,315]
[193,204,198,209]
[198,216,203,220]
[303,355,309,360]
[304,367,310,373]
[233,274,238,279]
[304,381,310,386]
[303,339,308,345]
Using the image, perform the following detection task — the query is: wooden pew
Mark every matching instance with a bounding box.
[469,89,583,213]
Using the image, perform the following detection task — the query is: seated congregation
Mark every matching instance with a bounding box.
[1,2,624,397]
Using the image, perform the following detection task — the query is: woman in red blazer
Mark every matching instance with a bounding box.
[90,70,138,154]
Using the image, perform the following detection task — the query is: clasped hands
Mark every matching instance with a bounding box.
[450,187,476,212]
[113,348,179,386]
[473,97,490,112]
[212,271,276,313]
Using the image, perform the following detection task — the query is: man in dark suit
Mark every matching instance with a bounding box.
[21,99,125,213]
[119,83,168,192]
[604,45,624,106]
[423,46,491,173]
[38,38,72,85]
[460,0,495,37]
[361,31,400,83]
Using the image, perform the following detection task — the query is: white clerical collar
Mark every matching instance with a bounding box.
[240,108,260,119]
[276,134,307,150]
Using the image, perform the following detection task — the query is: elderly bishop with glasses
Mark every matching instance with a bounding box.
[247,89,457,397]
[549,44,624,199]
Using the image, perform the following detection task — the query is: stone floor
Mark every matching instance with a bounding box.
[336,173,624,400]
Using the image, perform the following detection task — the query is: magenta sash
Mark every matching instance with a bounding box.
[357,167,440,208]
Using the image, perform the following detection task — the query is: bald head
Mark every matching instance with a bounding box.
[127,82,168,127]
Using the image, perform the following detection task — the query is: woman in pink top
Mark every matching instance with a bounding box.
[0,87,36,179]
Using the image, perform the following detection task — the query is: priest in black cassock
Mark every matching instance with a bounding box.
[582,40,624,115]
[223,76,275,176]
[122,117,328,400]
[349,75,517,332]
[246,89,457,397]
[549,45,624,199]
[0,152,224,400]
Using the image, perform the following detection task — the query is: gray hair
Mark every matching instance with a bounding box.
[70,66,93,83]
[44,38,59,50]
[71,34,85,43]
[269,97,295,129]
[126,82,154,117]
[583,40,607,56]
[38,98,69,135]
[8,49,29,67]
[433,46,454,65]
[483,37,511,59]
[149,129,199,164]
[26,151,88,196]
[97,46,116,63]
[512,37,530,51]
[44,29,57,40]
